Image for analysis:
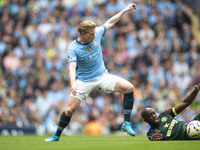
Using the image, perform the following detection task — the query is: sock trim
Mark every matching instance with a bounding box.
[124,109,132,114]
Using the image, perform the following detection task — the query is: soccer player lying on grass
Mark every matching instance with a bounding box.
[141,83,200,141]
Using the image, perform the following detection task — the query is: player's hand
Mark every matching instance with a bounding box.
[195,83,200,92]
[153,131,163,141]
[71,83,78,96]
[124,4,136,12]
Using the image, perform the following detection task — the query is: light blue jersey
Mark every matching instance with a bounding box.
[68,26,107,81]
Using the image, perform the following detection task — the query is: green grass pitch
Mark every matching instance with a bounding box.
[0,134,200,150]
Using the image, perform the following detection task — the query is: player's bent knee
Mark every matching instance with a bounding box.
[126,84,134,93]
[65,109,75,116]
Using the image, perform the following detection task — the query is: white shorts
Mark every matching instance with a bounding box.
[70,73,120,101]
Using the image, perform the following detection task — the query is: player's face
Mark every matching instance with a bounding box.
[82,28,95,44]
[144,108,159,127]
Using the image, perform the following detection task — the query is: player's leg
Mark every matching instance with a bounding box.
[45,96,81,142]
[99,74,135,136]
[45,79,94,142]
[114,77,134,121]
[55,96,81,136]
[114,77,135,136]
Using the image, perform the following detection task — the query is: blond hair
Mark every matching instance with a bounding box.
[76,20,96,34]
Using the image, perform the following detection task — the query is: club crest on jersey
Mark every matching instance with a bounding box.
[94,41,98,46]
[68,54,71,59]
[161,117,167,122]
[87,45,92,51]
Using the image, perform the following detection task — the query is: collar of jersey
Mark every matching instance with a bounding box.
[76,39,91,46]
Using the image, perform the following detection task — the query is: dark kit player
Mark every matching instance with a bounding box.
[141,84,200,141]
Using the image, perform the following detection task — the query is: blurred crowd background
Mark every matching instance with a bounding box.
[0,0,200,136]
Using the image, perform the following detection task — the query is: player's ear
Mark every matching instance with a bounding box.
[80,31,86,36]
[143,115,149,123]
[143,118,147,123]
[141,116,146,122]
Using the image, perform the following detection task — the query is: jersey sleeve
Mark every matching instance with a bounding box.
[95,26,106,38]
[67,47,77,63]
[160,108,176,118]
[172,107,178,116]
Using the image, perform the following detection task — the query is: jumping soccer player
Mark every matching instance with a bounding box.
[141,83,200,141]
[45,3,136,142]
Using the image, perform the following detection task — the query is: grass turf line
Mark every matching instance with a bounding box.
[0,134,200,150]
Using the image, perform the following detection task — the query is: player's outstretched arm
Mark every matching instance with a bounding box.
[103,3,136,31]
[174,83,200,114]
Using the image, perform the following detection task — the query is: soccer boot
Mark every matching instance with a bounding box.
[45,135,60,142]
[121,121,135,136]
